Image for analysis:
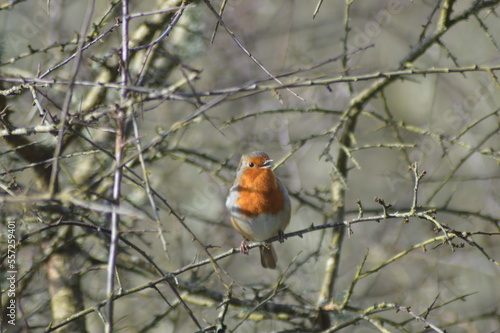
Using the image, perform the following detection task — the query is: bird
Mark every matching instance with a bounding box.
[226,151,291,269]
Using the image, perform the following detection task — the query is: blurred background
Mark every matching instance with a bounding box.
[1,0,499,332]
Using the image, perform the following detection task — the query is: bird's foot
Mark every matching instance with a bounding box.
[240,239,249,255]
[278,230,286,243]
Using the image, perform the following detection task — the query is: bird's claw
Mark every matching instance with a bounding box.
[278,230,286,243]
[240,239,249,255]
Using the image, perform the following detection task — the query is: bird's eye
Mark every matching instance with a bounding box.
[248,162,255,167]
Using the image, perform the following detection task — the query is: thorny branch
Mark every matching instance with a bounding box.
[1,0,499,332]
[7,161,496,332]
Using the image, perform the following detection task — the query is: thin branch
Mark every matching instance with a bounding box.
[426,123,500,203]
[48,0,96,195]
[0,124,57,137]
[105,1,129,331]
[202,0,305,102]
[409,163,426,215]
[3,64,500,99]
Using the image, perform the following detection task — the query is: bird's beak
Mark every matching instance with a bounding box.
[260,159,273,169]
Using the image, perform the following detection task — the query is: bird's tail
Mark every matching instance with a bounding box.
[260,243,277,269]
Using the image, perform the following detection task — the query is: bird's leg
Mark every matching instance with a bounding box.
[278,230,286,243]
[240,238,249,255]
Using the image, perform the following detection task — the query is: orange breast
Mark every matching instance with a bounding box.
[235,168,285,217]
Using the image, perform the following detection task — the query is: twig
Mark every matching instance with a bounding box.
[131,0,188,51]
[131,113,168,252]
[48,0,96,195]
[313,0,325,19]
[356,199,363,219]
[0,124,58,137]
[339,249,369,310]
[409,162,426,215]
[215,286,231,330]
[392,303,445,333]
[202,0,305,102]
[374,197,392,219]
[426,124,500,203]
[3,64,500,99]
[209,0,228,43]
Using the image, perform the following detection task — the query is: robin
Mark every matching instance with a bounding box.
[226,151,291,269]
